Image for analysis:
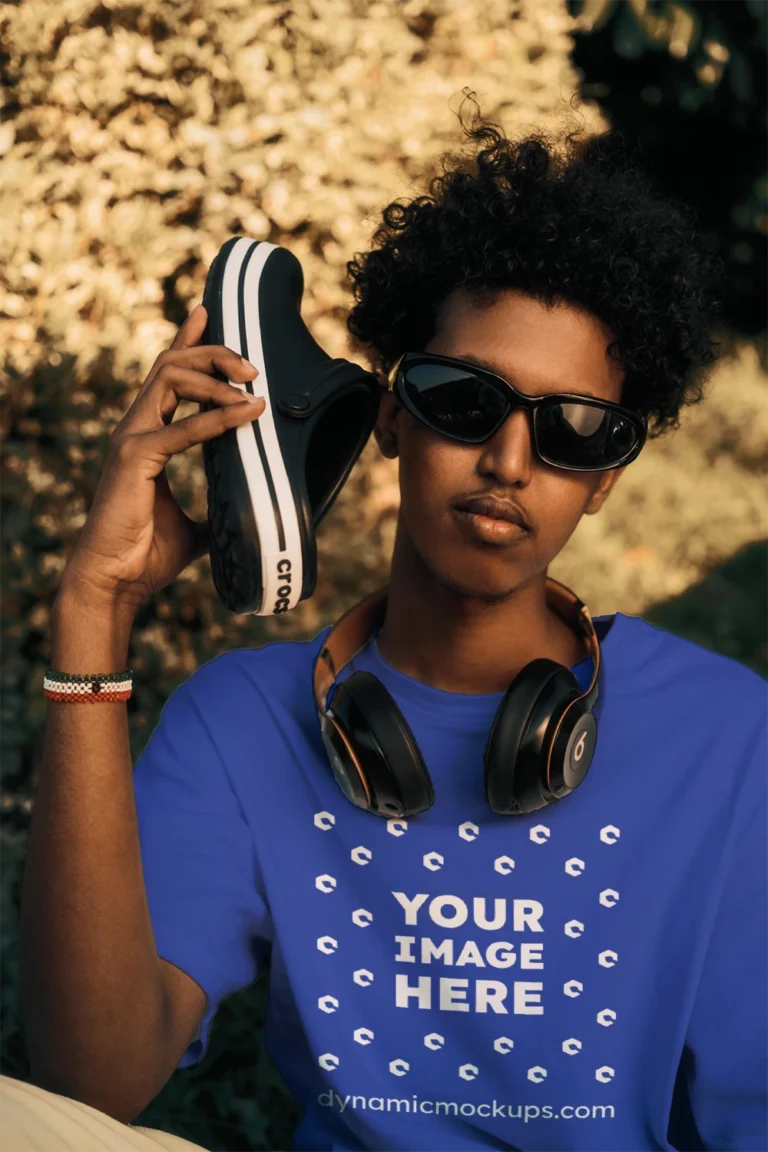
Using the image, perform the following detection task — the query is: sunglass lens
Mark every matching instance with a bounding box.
[402,363,507,441]
[536,401,639,468]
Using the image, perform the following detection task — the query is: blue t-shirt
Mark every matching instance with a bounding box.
[132,608,768,1151]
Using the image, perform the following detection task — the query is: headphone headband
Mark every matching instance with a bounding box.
[313,576,601,717]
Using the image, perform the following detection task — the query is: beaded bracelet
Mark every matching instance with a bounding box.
[44,669,133,703]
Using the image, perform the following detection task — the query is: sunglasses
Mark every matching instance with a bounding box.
[387,352,647,472]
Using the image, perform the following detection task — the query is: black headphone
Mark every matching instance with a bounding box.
[313,576,603,818]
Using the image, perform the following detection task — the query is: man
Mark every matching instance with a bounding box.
[20,116,767,1151]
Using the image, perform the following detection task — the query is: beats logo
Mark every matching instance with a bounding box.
[274,558,292,613]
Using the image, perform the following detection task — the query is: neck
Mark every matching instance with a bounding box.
[376,519,587,695]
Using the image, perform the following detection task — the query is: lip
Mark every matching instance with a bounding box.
[453,495,532,531]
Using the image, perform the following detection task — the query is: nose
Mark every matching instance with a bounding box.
[476,406,535,485]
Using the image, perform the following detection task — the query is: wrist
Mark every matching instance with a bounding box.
[54,570,140,626]
[50,583,136,676]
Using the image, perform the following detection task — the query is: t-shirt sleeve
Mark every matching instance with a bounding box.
[132,668,272,1069]
[683,708,768,1151]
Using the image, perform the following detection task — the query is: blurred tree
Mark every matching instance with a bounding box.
[568,0,767,345]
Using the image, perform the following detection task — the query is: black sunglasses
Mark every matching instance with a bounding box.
[387,352,647,472]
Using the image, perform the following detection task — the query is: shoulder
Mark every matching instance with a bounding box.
[171,626,332,714]
[615,610,766,723]
[624,611,766,700]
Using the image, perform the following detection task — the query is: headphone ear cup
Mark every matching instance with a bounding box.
[334,672,435,817]
[484,659,581,815]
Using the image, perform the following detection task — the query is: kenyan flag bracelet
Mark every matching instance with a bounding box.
[44,668,134,702]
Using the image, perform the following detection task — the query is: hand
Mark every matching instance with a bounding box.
[57,304,265,613]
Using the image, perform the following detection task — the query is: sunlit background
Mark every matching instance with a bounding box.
[2,1,766,1147]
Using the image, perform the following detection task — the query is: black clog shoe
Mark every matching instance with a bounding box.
[200,236,380,615]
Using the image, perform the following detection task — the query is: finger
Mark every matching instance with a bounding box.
[134,306,210,405]
[167,344,259,381]
[127,355,259,433]
[136,397,266,467]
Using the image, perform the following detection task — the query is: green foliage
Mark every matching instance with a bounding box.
[645,539,768,678]
[132,978,302,1152]
[569,0,767,342]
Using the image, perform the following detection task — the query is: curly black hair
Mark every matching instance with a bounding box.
[346,93,727,440]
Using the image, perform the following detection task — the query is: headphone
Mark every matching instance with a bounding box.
[313,575,603,817]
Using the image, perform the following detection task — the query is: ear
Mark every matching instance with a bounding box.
[584,465,626,516]
[373,389,400,460]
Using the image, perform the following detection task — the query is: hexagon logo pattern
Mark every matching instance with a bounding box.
[389,1059,409,1077]
[354,1027,374,1046]
[313,811,335,831]
[353,968,374,986]
[459,1064,478,1081]
[529,824,550,844]
[352,908,373,927]
[597,1008,617,1027]
[316,935,338,954]
[350,846,372,866]
[528,1066,547,1083]
[424,1033,444,1050]
[318,1053,339,1071]
[565,857,585,877]
[387,819,408,837]
[599,824,621,844]
[596,1066,615,1083]
[598,950,618,968]
[318,995,339,1014]
[599,888,620,907]
[315,874,336,893]
[563,980,583,998]
[458,822,479,841]
[423,851,444,871]
[493,1036,514,1054]
[564,919,585,938]
[494,855,515,875]
[562,1038,582,1055]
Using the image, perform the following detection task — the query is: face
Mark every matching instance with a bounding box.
[374,288,628,602]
